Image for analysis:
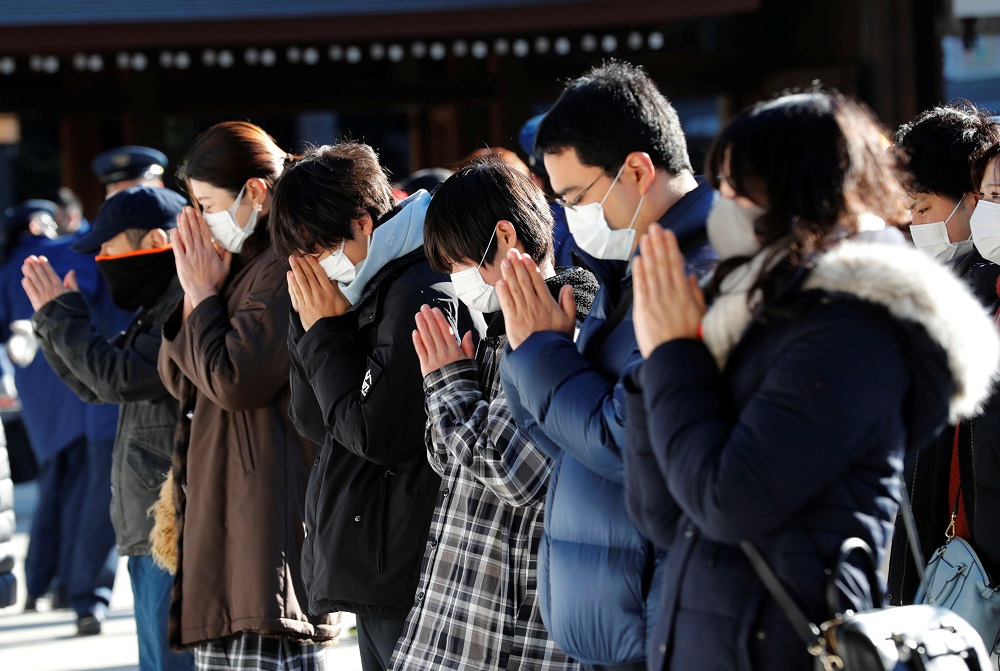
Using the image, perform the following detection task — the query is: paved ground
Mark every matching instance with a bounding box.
[0,482,362,671]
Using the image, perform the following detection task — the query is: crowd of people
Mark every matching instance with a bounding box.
[3,58,1000,671]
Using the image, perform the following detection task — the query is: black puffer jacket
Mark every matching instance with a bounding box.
[33,278,183,556]
[0,423,13,608]
[291,248,483,619]
[888,252,1000,604]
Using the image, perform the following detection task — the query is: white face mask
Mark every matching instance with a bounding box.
[910,199,972,262]
[706,197,766,260]
[970,199,1000,264]
[203,184,261,254]
[450,227,501,313]
[318,241,358,283]
[564,163,645,261]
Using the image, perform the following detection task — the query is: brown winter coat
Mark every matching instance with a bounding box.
[158,239,340,648]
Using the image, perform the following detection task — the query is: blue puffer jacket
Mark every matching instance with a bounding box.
[625,238,1000,671]
[500,182,715,665]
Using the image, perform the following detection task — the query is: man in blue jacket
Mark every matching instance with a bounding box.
[496,61,715,670]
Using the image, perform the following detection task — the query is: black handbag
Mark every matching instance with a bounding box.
[742,482,992,670]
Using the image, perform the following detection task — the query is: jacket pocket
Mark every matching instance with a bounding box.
[301,446,326,591]
[232,412,255,474]
[377,469,394,574]
[124,427,174,490]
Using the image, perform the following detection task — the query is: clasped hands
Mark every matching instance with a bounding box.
[172,207,231,315]
[412,249,577,378]
[286,255,351,331]
[632,224,705,358]
[21,256,79,312]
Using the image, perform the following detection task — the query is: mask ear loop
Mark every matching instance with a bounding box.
[228,184,248,217]
[599,163,629,207]
[626,194,646,232]
[943,196,964,231]
[477,226,500,269]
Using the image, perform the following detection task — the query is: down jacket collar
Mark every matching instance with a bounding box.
[702,237,1000,423]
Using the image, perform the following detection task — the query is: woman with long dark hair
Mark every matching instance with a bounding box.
[622,91,1000,670]
[158,121,339,670]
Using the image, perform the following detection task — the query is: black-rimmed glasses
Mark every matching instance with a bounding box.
[552,172,605,209]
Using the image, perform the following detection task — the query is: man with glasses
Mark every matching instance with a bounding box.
[495,61,715,670]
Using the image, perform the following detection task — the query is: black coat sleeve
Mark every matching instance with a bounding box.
[287,309,328,447]
[296,281,461,466]
[32,291,171,405]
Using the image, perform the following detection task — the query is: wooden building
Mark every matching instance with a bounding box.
[0,0,942,216]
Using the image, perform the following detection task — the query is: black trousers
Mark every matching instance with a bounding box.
[355,614,406,671]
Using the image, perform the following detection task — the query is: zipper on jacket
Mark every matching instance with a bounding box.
[377,469,394,574]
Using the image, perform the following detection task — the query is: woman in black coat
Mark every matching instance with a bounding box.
[623,91,1000,670]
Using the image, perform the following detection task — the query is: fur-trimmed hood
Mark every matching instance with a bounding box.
[702,238,1000,422]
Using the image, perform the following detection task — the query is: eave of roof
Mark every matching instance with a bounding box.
[0,0,760,54]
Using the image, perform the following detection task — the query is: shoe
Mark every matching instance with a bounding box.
[23,595,38,612]
[76,613,104,636]
[50,589,70,610]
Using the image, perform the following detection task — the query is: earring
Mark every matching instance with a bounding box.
[253,202,263,212]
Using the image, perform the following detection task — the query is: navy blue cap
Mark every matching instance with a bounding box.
[519,113,547,174]
[2,199,58,237]
[91,146,168,185]
[400,168,453,195]
[71,185,186,254]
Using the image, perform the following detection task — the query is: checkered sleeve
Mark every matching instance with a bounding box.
[423,359,552,507]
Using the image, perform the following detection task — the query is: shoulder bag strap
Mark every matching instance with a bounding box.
[897,477,927,589]
[741,477,928,651]
[740,541,825,648]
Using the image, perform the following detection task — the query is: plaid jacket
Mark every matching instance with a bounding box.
[390,334,578,671]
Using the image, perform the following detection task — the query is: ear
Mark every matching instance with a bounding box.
[625,151,657,195]
[495,220,520,258]
[245,177,269,208]
[354,212,375,237]
[141,228,171,250]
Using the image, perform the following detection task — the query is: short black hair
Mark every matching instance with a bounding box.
[424,157,554,273]
[269,142,396,258]
[535,60,692,176]
[894,101,999,201]
[123,228,148,248]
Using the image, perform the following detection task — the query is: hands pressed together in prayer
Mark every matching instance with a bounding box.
[287,255,351,331]
[21,256,79,312]
[632,224,705,358]
[172,207,231,319]
[412,304,474,378]
[496,249,575,350]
